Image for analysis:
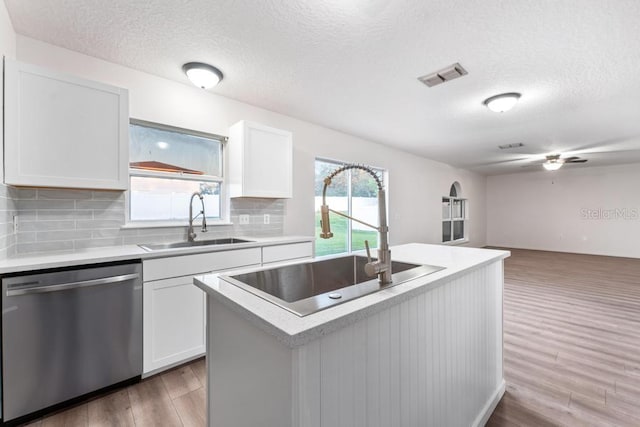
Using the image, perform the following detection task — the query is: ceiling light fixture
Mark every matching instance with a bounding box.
[543,158,563,171]
[182,62,223,89]
[483,92,521,113]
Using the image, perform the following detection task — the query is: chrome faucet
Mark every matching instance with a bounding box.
[188,192,208,242]
[320,164,391,285]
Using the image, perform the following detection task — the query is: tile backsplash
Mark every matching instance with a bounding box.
[0,184,18,258]
[1,186,285,256]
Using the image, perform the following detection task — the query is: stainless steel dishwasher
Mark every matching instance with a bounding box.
[2,262,143,423]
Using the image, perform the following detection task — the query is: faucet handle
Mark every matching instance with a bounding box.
[319,205,333,239]
[363,240,382,278]
[364,240,372,263]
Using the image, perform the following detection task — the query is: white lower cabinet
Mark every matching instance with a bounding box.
[142,241,313,375]
[142,247,262,375]
[143,275,207,374]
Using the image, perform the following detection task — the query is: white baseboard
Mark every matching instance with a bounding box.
[473,379,506,427]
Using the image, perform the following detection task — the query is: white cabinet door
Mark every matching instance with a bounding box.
[228,120,292,198]
[142,248,262,374]
[4,59,129,190]
[143,275,206,374]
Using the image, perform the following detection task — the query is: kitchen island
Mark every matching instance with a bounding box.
[194,243,509,427]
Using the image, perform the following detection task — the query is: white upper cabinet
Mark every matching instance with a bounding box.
[227,120,292,198]
[4,59,129,190]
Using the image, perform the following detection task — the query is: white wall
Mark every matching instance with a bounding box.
[486,163,640,258]
[14,36,486,247]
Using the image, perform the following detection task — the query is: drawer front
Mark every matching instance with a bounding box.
[143,247,262,281]
[262,242,313,264]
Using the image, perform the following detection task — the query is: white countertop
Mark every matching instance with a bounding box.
[194,243,510,348]
[0,235,314,274]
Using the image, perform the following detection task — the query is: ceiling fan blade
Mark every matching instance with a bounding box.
[471,156,542,167]
[562,156,580,162]
[566,159,588,163]
[561,136,640,156]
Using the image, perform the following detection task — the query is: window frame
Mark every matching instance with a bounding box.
[442,183,468,244]
[125,119,230,228]
[314,157,388,256]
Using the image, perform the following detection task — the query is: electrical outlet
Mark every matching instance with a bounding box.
[239,215,250,225]
[13,215,18,233]
[263,214,270,225]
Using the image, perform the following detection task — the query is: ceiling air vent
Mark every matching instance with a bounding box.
[498,143,525,150]
[418,63,468,87]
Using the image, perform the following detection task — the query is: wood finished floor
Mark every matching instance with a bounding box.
[17,248,640,426]
[488,248,640,427]
[22,358,207,427]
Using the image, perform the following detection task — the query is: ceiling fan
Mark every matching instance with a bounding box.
[472,136,640,173]
[541,154,588,171]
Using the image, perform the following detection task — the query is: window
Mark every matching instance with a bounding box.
[128,120,226,223]
[314,158,386,256]
[442,182,467,243]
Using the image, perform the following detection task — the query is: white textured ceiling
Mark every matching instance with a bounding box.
[5,0,640,175]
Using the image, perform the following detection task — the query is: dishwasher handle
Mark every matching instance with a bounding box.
[6,273,140,296]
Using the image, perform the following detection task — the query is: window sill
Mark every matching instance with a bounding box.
[122,220,233,229]
[441,238,469,246]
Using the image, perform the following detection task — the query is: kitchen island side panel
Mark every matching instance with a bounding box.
[293,260,504,427]
[206,259,504,427]
[207,297,293,427]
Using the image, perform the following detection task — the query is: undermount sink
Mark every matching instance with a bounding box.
[139,238,254,252]
[221,255,445,316]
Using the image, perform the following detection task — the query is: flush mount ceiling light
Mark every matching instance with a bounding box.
[182,62,223,89]
[483,92,521,113]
